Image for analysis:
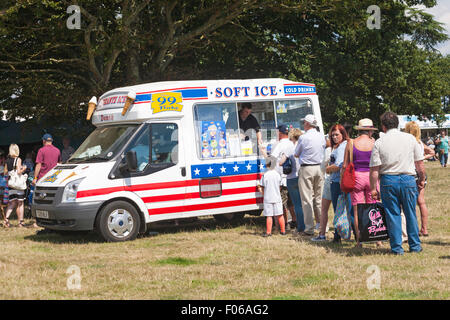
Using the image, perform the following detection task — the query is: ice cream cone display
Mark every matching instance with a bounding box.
[122,90,136,116]
[86,96,97,120]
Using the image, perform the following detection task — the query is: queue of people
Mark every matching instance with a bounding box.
[1,133,68,228]
[259,111,435,255]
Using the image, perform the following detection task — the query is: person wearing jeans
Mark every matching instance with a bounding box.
[379,175,421,253]
[316,124,349,243]
[285,128,305,232]
[435,130,448,167]
[370,112,425,255]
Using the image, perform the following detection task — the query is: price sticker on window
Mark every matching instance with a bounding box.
[151,92,183,114]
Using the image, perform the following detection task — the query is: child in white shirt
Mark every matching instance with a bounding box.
[258,156,286,237]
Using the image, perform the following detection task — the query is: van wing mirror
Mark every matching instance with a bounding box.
[125,151,138,172]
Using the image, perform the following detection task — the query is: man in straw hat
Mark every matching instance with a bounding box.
[294,114,326,236]
[369,111,425,255]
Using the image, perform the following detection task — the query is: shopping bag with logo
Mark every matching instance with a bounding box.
[357,202,389,242]
[8,158,28,191]
[333,194,352,240]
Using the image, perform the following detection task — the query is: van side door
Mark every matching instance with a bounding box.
[121,121,187,219]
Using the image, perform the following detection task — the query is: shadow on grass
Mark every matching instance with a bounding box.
[146,215,265,236]
[291,234,393,256]
[423,240,450,247]
[24,230,103,244]
[23,215,265,244]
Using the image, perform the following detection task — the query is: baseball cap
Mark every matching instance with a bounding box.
[301,114,317,127]
[277,124,289,135]
[42,133,53,141]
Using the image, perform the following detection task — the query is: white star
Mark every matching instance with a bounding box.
[233,164,239,172]
[246,163,252,171]
[259,163,265,171]
[207,167,214,174]
[220,166,226,173]
[194,168,200,176]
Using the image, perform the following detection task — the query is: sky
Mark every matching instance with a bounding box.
[420,0,450,55]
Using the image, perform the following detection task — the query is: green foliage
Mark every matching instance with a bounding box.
[0,0,448,133]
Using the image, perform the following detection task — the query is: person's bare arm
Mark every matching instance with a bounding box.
[423,143,435,160]
[370,166,380,201]
[17,158,26,174]
[342,139,351,172]
[33,163,42,185]
[415,160,426,190]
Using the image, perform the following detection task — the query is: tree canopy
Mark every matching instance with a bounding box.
[0,0,448,134]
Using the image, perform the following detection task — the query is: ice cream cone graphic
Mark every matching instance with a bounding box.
[122,90,136,116]
[86,96,97,120]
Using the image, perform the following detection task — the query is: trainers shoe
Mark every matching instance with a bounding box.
[311,235,326,242]
[262,232,272,237]
[280,232,287,236]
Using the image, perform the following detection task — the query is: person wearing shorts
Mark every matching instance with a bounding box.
[258,156,286,237]
[3,144,27,228]
[343,119,380,247]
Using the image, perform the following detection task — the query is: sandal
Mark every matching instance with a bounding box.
[18,220,25,228]
[3,218,10,228]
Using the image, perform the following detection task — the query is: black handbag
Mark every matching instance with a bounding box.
[282,156,292,175]
[357,202,389,242]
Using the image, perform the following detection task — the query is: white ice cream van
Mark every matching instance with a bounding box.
[31,78,324,241]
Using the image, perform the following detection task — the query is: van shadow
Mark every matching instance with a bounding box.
[144,216,265,236]
[24,230,104,244]
[24,216,264,244]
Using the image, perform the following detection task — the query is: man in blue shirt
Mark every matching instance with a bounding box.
[294,114,326,235]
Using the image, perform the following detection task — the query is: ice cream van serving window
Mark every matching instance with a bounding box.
[193,99,313,160]
[194,103,240,159]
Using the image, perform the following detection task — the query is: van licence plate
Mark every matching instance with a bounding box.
[36,210,49,219]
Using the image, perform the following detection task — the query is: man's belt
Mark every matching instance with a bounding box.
[300,163,321,167]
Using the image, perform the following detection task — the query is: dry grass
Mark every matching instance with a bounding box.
[0,162,448,300]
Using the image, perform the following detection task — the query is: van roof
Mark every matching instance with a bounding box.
[92,78,317,125]
[99,78,316,99]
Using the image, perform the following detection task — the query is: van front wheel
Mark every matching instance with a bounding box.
[97,201,141,242]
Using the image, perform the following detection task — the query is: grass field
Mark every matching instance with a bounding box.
[0,162,448,300]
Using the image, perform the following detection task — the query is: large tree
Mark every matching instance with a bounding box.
[0,0,448,132]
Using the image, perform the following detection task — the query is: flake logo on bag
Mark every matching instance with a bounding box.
[368,208,387,236]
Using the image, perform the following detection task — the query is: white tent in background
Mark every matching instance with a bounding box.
[398,114,450,130]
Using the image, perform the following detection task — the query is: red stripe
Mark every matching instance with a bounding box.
[76,173,261,199]
[148,197,263,215]
[77,186,125,198]
[141,186,259,203]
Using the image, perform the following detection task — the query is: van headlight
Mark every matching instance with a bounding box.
[62,178,85,202]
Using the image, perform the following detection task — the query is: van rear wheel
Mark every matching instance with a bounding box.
[213,212,245,223]
[97,201,141,242]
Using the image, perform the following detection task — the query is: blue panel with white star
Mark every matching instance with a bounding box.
[191,159,267,179]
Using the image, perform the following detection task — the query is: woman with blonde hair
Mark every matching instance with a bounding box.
[3,144,27,227]
[405,121,434,236]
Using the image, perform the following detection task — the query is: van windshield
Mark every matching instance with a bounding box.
[68,124,139,163]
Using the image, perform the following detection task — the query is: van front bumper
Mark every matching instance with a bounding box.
[31,201,103,231]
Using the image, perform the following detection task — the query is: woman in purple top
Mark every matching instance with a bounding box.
[343,119,380,247]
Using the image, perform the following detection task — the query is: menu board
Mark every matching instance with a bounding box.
[201,121,227,158]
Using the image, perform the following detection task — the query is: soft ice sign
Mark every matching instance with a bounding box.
[213,83,316,99]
